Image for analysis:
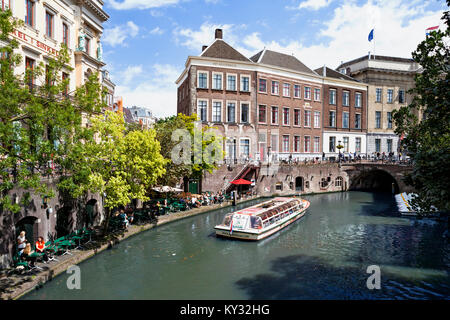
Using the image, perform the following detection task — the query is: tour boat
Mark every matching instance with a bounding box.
[214,197,310,241]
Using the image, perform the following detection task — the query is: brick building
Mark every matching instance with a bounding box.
[314,67,368,158]
[176,29,325,163]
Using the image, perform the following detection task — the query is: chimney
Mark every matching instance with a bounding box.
[215,28,223,39]
[202,45,208,51]
[323,65,326,77]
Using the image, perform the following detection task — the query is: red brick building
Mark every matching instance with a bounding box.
[176,29,326,162]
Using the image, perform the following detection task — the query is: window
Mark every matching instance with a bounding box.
[294,84,301,98]
[329,137,336,152]
[25,0,34,27]
[329,89,336,105]
[304,136,311,152]
[282,135,289,152]
[85,37,90,55]
[45,12,54,38]
[329,110,336,127]
[283,83,290,97]
[1,0,10,10]
[294,136,301,152]
[241,103,249,123]
[343,137,349,152]
[314,88,321,101]
[282,108,289,126]
[387,139,393,153]
[212,101,222,122]
[314,137,320,153]
[227,74,236,91]
[335,177,343,187]
[314,111,320,128]
[355,92,362,108]
[387,89,393,103]
[399,89,405,103]
[197,100,207,121]
[271,134,278,152]
[342,91,349,106]
[62,23,69,46]
[387,112,392,129]
[212,73,222,90]
[25,57,35,88]
[62,72,69,95]
[227,102,236,122]
[376,88,382,102]
[241,76,250,92]
[343,112,349,128]
[198,72,208,89]
[271,81,279,95]
[355,113,361,129]
[375,139,381,152]
[355,137,361,153]
[294,109,301,126]
[304,110,311,127]
[259,78,267,92]
[375,111,381,128]
[271,106,278,124]
[240,139,250,158]
[258,105,266,123]
[304,87,311,100]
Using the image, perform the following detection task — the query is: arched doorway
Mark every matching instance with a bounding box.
[15,216,39,245]
[56,206,74,238]
[86,199,97,228]
[295,176,304,192]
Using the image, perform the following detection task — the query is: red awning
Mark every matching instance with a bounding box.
[231,179,252,185]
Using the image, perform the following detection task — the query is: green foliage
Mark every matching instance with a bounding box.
[392,2,450,213]
[0,11,103,213]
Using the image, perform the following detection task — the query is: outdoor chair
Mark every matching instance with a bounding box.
[44,241,59,262]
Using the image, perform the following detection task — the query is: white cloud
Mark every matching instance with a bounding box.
[288,0,334,11]
[173,22,246,53]
[113,64,182,118]
[149,27,165,35]
[108,0,180,10]
[122,65,143,85]
[103,21,140,47]
[243,0,444,69]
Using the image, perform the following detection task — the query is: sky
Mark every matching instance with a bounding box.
[101,0,447,118]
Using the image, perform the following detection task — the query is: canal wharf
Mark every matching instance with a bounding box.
[0,196,260,300]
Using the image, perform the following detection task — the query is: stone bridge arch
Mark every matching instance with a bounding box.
[342,163,414,194]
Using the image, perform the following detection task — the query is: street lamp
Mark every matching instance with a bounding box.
[336,140,344,163]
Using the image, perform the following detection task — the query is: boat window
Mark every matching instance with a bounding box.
[222,214,233,226]
[250,216,262,229]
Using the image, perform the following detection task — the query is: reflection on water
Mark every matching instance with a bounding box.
[23,192,449,300]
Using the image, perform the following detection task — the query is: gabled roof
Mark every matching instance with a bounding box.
[314,66,359,82]
[250,49,316,75]
[201,39,251,62]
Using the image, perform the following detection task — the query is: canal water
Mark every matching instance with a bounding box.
[23,192,449,300]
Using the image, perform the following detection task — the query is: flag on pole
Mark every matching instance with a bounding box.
[229,216,234,234]
[425,26,439,36]
[368,29,374,42]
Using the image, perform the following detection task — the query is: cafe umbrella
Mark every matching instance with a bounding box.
[230,179,252,198]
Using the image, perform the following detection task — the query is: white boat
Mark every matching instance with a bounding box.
[214,197,310,241]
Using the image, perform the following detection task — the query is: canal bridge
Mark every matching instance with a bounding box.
[341,162,414,194]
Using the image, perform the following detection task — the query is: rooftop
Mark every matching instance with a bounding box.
[250,49,316,75]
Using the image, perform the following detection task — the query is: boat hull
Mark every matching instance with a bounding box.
[215,200,310,241]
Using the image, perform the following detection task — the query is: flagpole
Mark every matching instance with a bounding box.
[373,27,375,59]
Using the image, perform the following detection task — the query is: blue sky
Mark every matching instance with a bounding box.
[101,0,447,118]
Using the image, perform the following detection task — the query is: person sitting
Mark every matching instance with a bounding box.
[17,231,26,256]
[119,210,129,228]
[21,243,37,267]
[127,212,134,224]
[35,237,49,262]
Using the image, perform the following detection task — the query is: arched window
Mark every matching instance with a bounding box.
[335,176,343,187]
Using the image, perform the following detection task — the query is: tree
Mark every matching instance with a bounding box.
[59,110,167,231]
[0,9,102,213]
[392,2,450,213]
